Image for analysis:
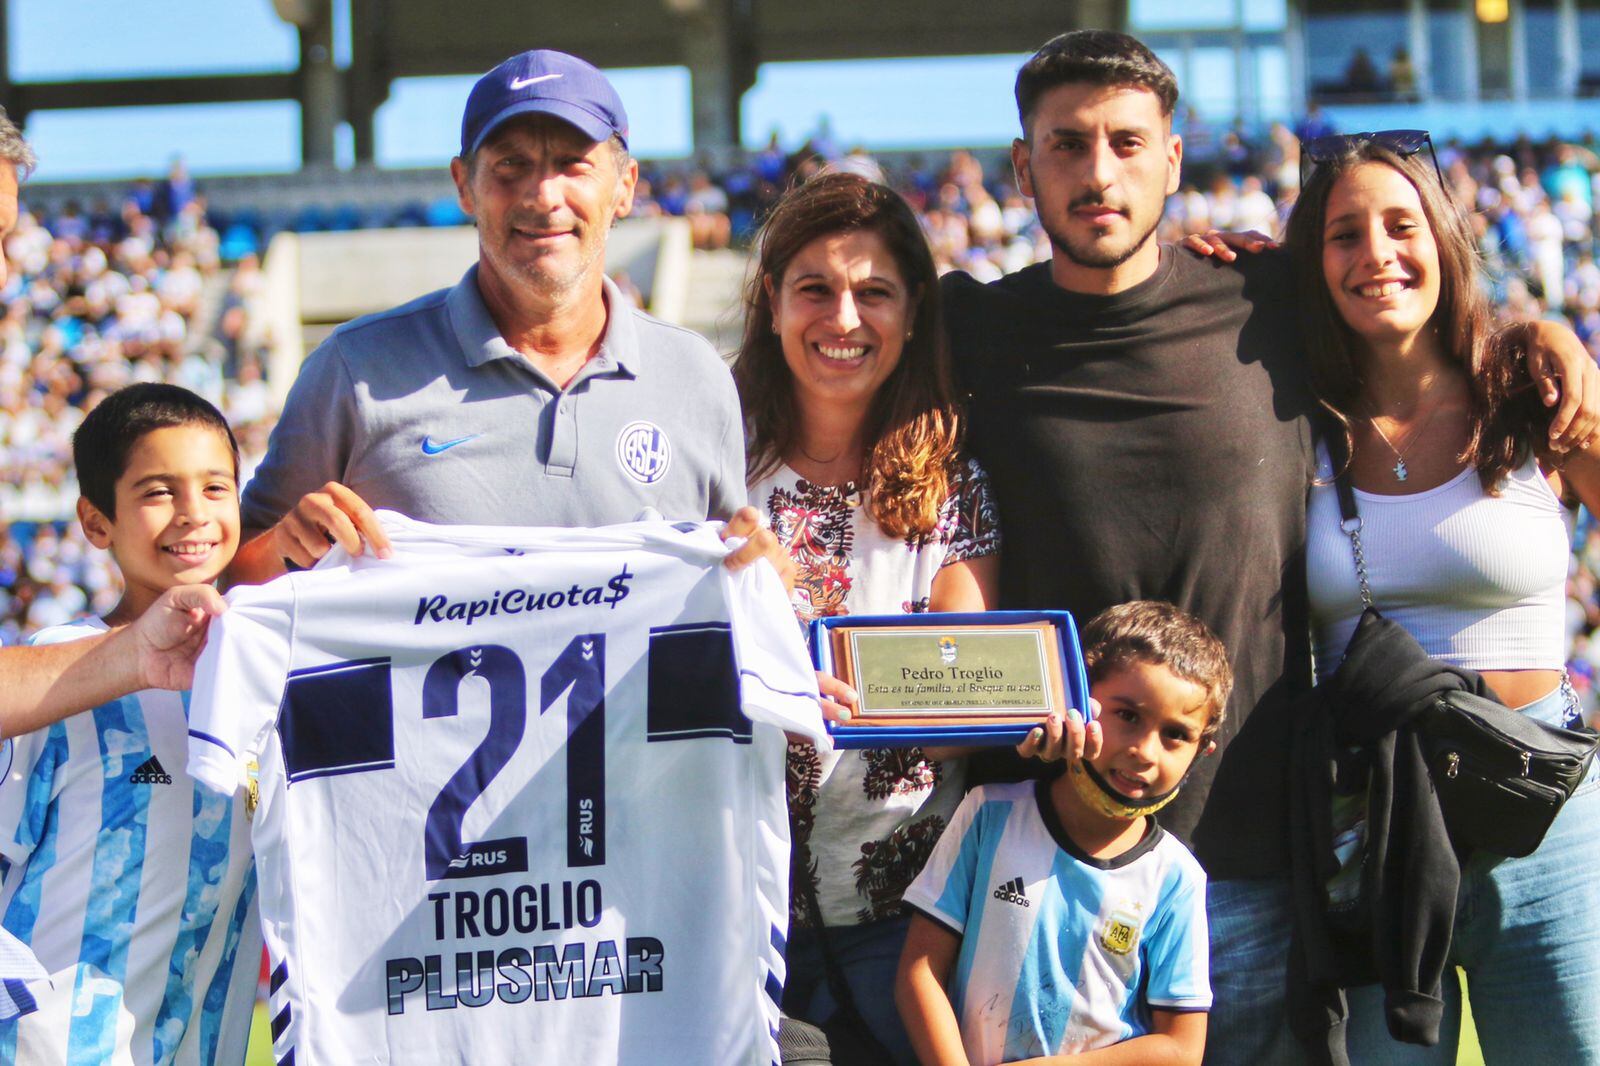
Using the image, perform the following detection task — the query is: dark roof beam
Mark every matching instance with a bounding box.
[7,73,299,119]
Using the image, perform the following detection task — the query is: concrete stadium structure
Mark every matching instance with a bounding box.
[3,1,1598,160]
[0,0,1112,164]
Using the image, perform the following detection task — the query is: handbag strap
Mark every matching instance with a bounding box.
[1326,428,1375,610]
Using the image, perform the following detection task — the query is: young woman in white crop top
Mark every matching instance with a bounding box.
[1282,134,1600,1064]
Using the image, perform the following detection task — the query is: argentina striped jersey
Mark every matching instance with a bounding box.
[0,618,262,1066]
[902,780,1210,1066]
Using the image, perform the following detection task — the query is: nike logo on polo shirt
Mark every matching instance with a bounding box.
[421,434,481,455]
[510,73,563,90]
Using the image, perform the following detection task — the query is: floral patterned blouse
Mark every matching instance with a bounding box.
[751,456,1001,927]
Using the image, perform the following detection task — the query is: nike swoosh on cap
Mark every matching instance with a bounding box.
[510,73,564,90]
[420,434,482,455]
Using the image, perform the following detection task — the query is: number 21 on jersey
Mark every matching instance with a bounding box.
[277,621,749,882]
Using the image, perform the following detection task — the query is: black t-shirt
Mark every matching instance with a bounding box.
[943,246,1316,879]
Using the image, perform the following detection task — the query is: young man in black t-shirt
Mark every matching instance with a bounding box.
[939,30,1315,1064]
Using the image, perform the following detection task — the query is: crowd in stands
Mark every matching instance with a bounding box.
[0,161,278,643]
[5,124,1600,702]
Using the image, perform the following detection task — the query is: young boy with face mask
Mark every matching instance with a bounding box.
[896,601,1231,1066]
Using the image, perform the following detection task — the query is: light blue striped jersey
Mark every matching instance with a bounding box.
[903,780,1210,1066]
[0,618,262,1066]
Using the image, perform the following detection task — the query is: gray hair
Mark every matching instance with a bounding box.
[0,107,35,180]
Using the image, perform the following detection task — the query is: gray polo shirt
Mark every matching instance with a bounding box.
[241,267,746,532]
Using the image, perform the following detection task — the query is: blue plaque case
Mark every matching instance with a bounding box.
[809,610,1092,749]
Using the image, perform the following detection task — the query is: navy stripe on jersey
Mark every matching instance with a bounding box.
[740,670,825,702]
[279,658,396,784]
[650,620,730,636]
[536,638,607,868]
[1,978,35,1020]
[188,729,237,758]
[646,623,751,743]
[269,955,295,1063]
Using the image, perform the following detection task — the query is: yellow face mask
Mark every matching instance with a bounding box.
[1065,759,1186,820]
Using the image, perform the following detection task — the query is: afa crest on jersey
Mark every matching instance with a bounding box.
[616,421,671,484]
[1100,903,1143,956]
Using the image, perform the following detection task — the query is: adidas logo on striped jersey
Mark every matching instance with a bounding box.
[992,877,1030,907]
[129,756,173,785]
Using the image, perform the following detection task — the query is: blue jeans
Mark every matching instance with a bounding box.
[782,914,916,1065]
[1205,877,1307,1065]
[1346,680,1600,1064]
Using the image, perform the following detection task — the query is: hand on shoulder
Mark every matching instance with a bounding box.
[1179,228,1280,263]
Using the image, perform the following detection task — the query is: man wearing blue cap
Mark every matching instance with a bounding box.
[232,49,784,579]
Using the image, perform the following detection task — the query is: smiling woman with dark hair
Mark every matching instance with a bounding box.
[735,172,1040,1063]
[1285,133,1600,1064]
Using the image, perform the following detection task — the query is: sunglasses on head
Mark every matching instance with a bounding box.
[1300,129,1442,189]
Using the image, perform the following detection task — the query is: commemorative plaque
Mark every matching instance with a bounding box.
[810,611,1090,749]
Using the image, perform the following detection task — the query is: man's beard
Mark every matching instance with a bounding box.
[1043,206,1161,271]
[501,197,617,299]
[502,222,604,299]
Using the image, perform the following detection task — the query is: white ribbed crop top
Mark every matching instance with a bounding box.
[1307,445,1569,680]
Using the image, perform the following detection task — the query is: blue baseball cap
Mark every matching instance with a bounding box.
[460,50,629,157]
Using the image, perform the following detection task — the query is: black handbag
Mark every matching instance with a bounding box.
[1417,689,1596,857]
[1330,452,1599,859]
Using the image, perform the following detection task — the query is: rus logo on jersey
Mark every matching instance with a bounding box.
[577,798,596,858]
[414,566,634,626]
[440,838,529,880]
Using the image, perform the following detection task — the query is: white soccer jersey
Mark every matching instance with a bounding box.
[186,513,826,1066]
[0,619,261,1066]
[903,781,1210,1066]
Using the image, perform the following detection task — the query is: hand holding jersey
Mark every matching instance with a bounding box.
[263,479,394,572]
[0,583,226,739]
[120,584,229,691]
[238,472,795,592]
